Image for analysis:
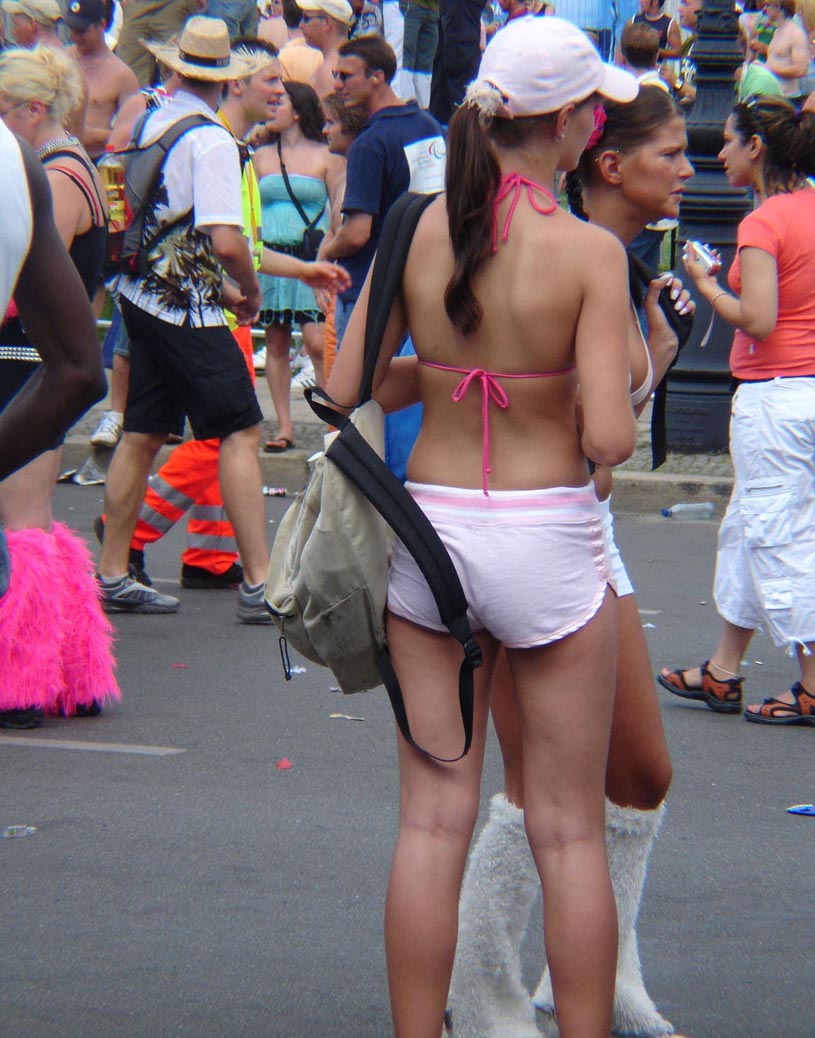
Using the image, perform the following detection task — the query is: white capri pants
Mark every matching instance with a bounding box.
[714,376,815,650]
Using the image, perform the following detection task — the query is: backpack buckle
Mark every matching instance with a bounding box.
[462,636,483,670]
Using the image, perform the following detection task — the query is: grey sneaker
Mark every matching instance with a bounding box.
[98,574,179,614]
[237,581,273,624]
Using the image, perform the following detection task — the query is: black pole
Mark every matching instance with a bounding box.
[667,0,750,452]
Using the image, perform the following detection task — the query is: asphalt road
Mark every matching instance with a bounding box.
[1,486,813,1038]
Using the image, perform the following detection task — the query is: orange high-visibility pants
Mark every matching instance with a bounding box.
[323,296,337,380]
[127,326,257,575]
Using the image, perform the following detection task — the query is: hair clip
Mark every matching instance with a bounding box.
[464,80,512,121]
[585,104,607,150]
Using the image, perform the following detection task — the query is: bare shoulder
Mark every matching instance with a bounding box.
[412,193,448,244]
[111,52,139,90]
[568,218,627,274]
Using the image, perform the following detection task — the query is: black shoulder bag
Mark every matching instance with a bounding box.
[277,139,326,261]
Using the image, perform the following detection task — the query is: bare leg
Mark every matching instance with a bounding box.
[384,613,498,1038]
[217,424,268,587]
[491,648,525,807]
[263,323,294,443]
[301,320,326,390]
[509,589,618,1038]
[109,353,130,414]
[607,595,672,810]
[98,432,164,578]
[0,449,61,530]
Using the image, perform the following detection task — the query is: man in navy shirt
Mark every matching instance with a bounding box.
[318,33,445,346]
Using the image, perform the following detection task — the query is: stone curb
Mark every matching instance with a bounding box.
[59,434,733,519]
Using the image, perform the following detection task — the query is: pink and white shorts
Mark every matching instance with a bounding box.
[387,482,611,649]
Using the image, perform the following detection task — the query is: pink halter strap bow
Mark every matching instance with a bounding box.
[491,172,558,252]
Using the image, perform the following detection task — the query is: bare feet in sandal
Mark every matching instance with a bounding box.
[744,682,815,725]
[657,660,744,714]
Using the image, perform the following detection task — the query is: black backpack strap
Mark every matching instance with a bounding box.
[358,192,436,403]
[626,248,696,470]
[303,190,483,763]
[130,113,216,274]
[306,389,481,763]
[277,138,325,231]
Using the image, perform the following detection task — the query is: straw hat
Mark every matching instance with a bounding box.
[142,16,272,81]
[2,0,61,25]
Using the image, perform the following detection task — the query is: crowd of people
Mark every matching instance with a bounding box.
[2,1,815,1036]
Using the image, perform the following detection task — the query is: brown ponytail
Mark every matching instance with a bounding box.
[444,103,501,337]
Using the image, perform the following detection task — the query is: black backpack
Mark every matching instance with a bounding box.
[106,112,212,278]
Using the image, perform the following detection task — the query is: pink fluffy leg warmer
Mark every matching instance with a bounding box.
[51,522,120,716]
[0,526,65,712]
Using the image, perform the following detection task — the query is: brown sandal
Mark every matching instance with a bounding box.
[744,681,815,726]
[657,660,744,714]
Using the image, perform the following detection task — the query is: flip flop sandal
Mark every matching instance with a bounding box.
[657,660,744,714]
[264,436,296,454]
[744,681,815,726]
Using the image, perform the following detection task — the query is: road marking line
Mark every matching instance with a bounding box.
[0,736,186,756]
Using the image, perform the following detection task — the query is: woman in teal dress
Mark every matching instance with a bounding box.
[253,81,345,451]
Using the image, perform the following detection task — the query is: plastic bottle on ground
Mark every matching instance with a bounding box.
[661,502,715,519]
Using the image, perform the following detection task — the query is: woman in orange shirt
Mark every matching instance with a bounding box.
[660,96,815,726]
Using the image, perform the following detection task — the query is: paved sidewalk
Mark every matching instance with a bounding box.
[64,373,735,517]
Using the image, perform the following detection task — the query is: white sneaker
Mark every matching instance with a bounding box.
[253,347,267,372]
[90,411,123,447]
[291,359,316,390]
[289,349,307,374]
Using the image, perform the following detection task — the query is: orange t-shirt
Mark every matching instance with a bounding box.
[727,189,815,379]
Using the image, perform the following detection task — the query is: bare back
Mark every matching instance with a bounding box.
[399,194,635,493]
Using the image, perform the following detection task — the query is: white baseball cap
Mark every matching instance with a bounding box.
[471,16,638,117]
[297,0,353,25]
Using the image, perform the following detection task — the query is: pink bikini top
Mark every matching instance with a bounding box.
[420,172,573,497]
[419,362,575,496]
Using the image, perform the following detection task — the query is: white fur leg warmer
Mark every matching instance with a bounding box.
[532,800,673,1038]
[447,793,542,1038]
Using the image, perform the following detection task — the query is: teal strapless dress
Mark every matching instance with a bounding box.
[258,173,329,327]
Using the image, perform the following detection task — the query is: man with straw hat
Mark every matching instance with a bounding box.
[97,16,274,622]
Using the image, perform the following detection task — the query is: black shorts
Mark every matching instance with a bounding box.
[120,298,263,441]
[0,359,65,451]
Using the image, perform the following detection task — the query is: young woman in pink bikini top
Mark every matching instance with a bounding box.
[329,16,639,1038]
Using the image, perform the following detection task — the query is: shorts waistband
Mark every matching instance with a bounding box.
[405,481,599,513]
